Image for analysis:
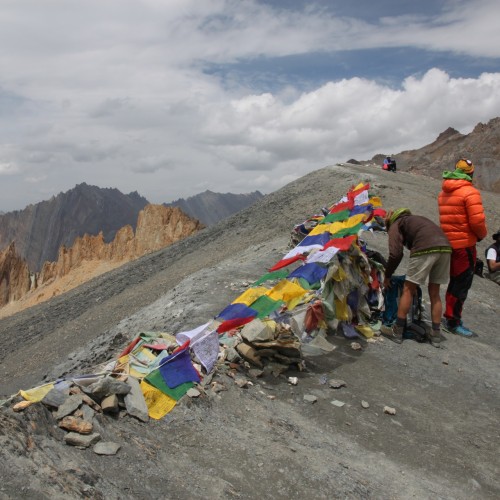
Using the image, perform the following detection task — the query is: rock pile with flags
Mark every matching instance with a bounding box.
[3,182,389,445]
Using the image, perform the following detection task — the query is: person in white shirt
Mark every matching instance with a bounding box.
[485,230,500,285]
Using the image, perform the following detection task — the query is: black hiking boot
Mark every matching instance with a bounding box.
[380,323,403,344]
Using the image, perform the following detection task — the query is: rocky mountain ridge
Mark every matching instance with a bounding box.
[369,117,500,193]
[0,183,149,271]
[0,204,203,317]
[167,190,263,226]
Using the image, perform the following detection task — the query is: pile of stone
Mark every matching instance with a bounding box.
[12,375,149,454]
[219,318,303,377]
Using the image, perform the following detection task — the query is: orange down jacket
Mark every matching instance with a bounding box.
[438,172,487,249]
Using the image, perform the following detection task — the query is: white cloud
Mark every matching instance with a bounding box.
[0,0,500,210]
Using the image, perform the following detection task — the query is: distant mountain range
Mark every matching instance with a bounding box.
[167,190,263,226]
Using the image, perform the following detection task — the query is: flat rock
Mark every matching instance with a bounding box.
[59,416,93,434]
[236,343,263,367]
[186,388,201,398]
[54,394,83,420]
[93,441,121,456]
[82,376,131,400]
[65,432,101,448]
[241,319,274,343]
[361,400,370,409]
[124,376,149,422]
[12,400,33,412]
[384,406,396,415]
[303,394,318,403]
[331,400,346,407]
[42,388,69,408]
[329,379,346,389]
[101,394,119,414]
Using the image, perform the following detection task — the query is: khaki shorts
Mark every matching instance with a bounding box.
[406,252,451,286]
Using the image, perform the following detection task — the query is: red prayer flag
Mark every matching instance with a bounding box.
[217,316,255,333]
[322,235,357,251]
[117,336,141,358]
[268,254,305,272]
[329,200,354,214]
[348,183,370,201]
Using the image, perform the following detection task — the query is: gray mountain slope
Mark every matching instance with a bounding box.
[167,189,264,226]
[0,164,499,499]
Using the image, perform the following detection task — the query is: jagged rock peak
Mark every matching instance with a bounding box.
[11,204,203,309]
[0,242,31,305]
[435,127,462,142]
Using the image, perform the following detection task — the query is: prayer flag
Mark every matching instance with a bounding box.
[232,287,268,306]
[249,295,284,319]
[158,348,200,388]
[217,316,255,333]
[252,269,289,286]
[287,262,328,285]
[268,254,305,272]
[217,303,258,321]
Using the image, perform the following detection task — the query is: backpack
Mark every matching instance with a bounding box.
[382,275,428,342]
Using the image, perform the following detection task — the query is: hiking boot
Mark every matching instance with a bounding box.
[442,320,474,337]
[380,323,403,344]
[426,329,441,348]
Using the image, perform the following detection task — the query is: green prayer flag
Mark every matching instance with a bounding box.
[332,222,363,238]
[252,269,289,286]
[249,295,284,319]
[319,209,350,224]
[145,369,194,401]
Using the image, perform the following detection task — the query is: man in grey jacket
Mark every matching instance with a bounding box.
[381,208,452,347]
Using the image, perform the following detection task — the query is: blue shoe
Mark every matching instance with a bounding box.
[457,321,474,336]
[444,321,474,337]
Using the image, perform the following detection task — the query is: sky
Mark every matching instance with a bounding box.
[1,0,500,212]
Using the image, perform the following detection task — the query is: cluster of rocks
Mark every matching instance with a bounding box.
[220,318,303,378]
[12,375,151,454]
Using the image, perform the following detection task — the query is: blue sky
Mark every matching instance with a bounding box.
[0,0,500,211]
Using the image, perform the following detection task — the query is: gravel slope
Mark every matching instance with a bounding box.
[1,164,499,499]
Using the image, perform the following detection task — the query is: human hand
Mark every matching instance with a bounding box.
[383,277,391,289]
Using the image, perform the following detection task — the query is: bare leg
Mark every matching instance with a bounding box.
[397,281,417,320]
[428,283,442,325]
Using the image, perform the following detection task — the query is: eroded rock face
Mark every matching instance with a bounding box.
[1,205,203,311]
[0,242,31,305]
[387,117,500,193]
[0,182,149,271]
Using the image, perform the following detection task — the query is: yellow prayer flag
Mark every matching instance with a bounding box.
[309,213,366,236]
[355,324,374,338]
[20,382,55,402]
[266,279,307,307]
[334,298,350,321]
[232,287,269,306]
[367,196,382,207]
[140,380,176,420]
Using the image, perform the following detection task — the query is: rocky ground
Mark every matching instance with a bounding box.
[0,164,499,499]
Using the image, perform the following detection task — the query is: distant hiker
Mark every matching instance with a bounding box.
[382,156,391,171]
[380,208,451,347]
[485,229,500,285]
[382,156,396,172]
[389,156,397,172]
[438,159,487,336]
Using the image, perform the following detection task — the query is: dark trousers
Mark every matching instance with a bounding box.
[444,246,476,326]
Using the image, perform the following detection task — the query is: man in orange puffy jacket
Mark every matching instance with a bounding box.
[438,159,487,336]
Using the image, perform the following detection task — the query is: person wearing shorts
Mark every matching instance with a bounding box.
[380,208,452,347]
